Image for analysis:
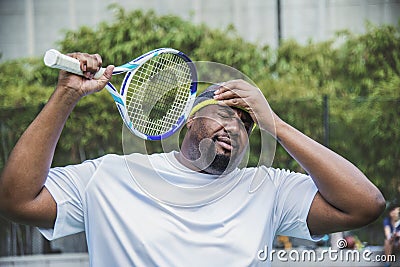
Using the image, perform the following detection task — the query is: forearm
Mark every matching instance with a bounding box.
[0,87,80,211]
[385,227,392,240]
[274,116,385,218]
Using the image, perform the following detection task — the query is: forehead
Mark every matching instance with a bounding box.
[197,104,253,122]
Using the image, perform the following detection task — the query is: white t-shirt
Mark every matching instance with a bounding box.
[39,151,318,267]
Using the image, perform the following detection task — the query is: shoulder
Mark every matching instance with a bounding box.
[238,166,314,194]
[49,153,128,181]
[253,166,311,186]
[383,217,391,226]
[92,153,147,167]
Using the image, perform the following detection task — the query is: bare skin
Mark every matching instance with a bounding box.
[178,104,253,175]
[384,207,400,260]
[0,53,114,228]
[211,79,385,235]
[0,53,385,237]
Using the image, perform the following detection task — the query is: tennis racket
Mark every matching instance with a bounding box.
[44,48,197,140]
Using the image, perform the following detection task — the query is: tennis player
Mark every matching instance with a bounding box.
[0,52,385,266]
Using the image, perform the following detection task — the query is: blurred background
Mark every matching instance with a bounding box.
[1,0,400,61]
[0,0,399,265]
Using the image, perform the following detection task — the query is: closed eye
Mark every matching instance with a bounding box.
[217,107,235,118]
[217,112,231,118]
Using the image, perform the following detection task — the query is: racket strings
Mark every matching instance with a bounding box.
[125,53,193,136]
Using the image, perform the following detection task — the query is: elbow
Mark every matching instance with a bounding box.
[373,193,386,218]
[347,189,386,230]
[361,191,386,226]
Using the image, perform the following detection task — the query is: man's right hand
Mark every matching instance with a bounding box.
[56,52,114,99]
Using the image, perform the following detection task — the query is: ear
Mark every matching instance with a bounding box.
[186,116,195,129]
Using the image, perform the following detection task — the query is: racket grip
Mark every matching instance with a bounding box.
[44,49,105,79]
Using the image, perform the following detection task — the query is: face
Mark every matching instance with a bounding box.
[390,207,400,220]
[182,104,254,175]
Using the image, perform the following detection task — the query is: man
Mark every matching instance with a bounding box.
[0,52,385,266]
[383,204,400,267]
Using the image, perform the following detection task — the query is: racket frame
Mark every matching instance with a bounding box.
[106,48,197,140]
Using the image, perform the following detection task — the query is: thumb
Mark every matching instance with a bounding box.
[103,65,114,81]
[91,65,114,92]
[96,65,114,89]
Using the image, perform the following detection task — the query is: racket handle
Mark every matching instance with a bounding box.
[44,49,105,79]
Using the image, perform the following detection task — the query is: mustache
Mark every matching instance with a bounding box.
[212,133,237,149]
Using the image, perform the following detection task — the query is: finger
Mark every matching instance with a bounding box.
[93,54,102,71]
[91,54,102,72]
[67,52,90,78]
[93,65,114,91]
[72,52,90,72]
[85,54,100,72]
[217,98,256,124]
[214,81,237,95]
[215,80,251,97]
[213,89,238,100]
[103,65,114,80]
[217,79,245,91]
[217,97,249,110]
[85,54,103,80]
[74,55,87,73]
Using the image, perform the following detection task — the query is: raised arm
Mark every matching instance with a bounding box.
[0,53,114,228]
[272,116,385,234]
[214,79,385,235]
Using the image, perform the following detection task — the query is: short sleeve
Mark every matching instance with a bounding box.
[383,217,390,227]
[271,168,319,241]
[38,157,103,240]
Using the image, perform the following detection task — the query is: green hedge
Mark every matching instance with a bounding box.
[1,5,399,245]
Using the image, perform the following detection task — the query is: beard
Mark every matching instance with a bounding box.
[187,137,241,175]
[183,116,248,175]
[203,153,232,175]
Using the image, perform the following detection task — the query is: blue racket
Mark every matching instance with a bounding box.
[44,48,197,140]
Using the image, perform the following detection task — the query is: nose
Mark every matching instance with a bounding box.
[222,118,242,137]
